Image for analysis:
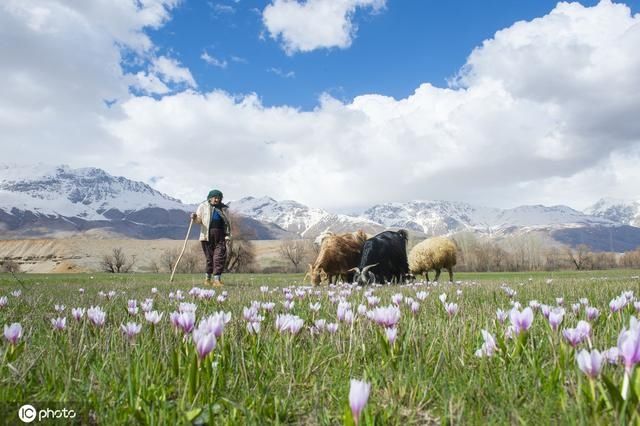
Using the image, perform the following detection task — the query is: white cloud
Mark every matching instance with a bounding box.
[152,56,197,88]
[2,0,640,213]
[262,0,386,54]
[268,67,295,78]
[201,51,228,69]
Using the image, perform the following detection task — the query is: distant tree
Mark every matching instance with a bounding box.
[225,212,256,273]
[566,244,592,270]
[0,259,21,273]
[160,245,203,274]
[279,240,308,273]
[620,249,640,268]
[101,247,136,273]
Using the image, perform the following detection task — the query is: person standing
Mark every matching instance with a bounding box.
[191,189,232,286]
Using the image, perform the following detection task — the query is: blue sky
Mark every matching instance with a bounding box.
[2,0,640,211]
[141,0,634,109]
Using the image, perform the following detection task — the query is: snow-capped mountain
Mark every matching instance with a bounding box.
[1,163,639,251]
[231,196,384,238]
[586,198,640,227]
[361,200,616,236]
[0,163,191,220]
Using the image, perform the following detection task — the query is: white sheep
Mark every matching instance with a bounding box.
[408,236,457,282]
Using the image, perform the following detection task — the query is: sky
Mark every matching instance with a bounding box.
[1,0,640,213]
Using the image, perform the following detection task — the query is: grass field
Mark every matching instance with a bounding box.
[2,270,640,424]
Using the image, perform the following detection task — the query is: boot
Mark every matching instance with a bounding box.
[204,278,213,286]
[212,276,223,287]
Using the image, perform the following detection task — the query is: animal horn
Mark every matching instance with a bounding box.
[361,264,378,275]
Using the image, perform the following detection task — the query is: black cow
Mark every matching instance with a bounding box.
[351,230,409,285]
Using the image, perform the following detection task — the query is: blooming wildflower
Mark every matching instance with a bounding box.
[314,319,326,331]
[176,311,196,334]
[576,320,592,338]
[246,321,261,335]
[216,294,226,303]
[548,309,564,331]
[385,327,398,345]
[439,293,447,304]
[456,289,463,297]
[576,349,603,379]
[603,347,620,364]
[529,300,540,310]
[151,287,158,294]
[309,302,321,312]
[571,303,581,314]
[327,323,339,333]
[51,317,66,331]
[368,305,401,328]
[11,290,21,298]
[275,314,304,335]
[556,297,564,306]
[283,300,295,311]
[579,298,589,306]
[0,297,7,308]
[444,303,459,317]
[475,329,498,358]
[391,293,403,305]
[120,322,142,341]
[410,301,420,314]
[198,312,231,338]
[562,328,584,347]
[4,323,22,344]
[540,304,551,319]
[141,300,153,313]
[509,307,534,336]
[79,288,85,294]
[107,291,116,300]
[262,302,275,311]
[179,302,197,313]
[357,304,368,316]
[71,308,85,321]
[54,304,65,312]
[610,296,627,313]
[144,311,163,325]
[416,291,428,301]
[496,309,508,324]
[87,306,106,327]
[349,379,371,425]
[260,286,269,293]
[193,329,217,359]
[586,307,600,321]
[366,296,380,306]
[617,317,640,374]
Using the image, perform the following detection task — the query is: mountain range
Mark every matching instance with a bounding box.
[1,163,640,251]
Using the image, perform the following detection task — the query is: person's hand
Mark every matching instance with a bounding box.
[190,213,197,220]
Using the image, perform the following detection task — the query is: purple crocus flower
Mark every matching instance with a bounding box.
[562,328,584,348]
[368,305,401,328]
[193,329,217,359]
[586,307,600,321]
[556,297,564,306]
[120,322,142,341]
[314,319,326,331]
[0,296,7,308]
[326,323,339,333]
[610,296,627,313]
[349,379,371,425]
[576,349,603,379]
[540,304,551,319]
[246,322,261,335]
[309,302,321,312]
[198,312,230,338]
[71,308,85,321]
[385,327,398,345]
[509,307,534,336]
[475,329,498,358]
[275,314,304,335]
[444,303,459,317]
[144,311,163,325]
[4,323,22,344]
[603,347,620,364]
[415,291,428,301]
[54,304,65,313]
[176,311,196,334]
[496,309,508,324]
[617,317,640,374]
[87,306,106,327]
[391,293,403,305]
[51,317,66,331]
[571,303,581,314]
[357,304,368,316]
[548,309,564,331]
[410,302,420,314]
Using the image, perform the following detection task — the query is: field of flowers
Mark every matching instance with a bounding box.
[2,270,640,424]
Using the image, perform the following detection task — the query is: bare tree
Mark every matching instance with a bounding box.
[224,212,256,273]
[279,240,308,272]
[621,249,640,268]
[101,247,136,273]
[566,244,592,270]
[0,259,21,273]
[159,245,203,274]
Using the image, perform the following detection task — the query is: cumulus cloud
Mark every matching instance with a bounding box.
[262,0,386,54]
[2,0,640,212]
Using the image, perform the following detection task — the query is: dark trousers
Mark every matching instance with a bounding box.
[201,228,227,275]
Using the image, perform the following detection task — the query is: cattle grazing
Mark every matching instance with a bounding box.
[351,230,409,285]
[408,236,457,282]
[307,230,368,286]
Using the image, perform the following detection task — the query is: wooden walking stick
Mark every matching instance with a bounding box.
[170,217,194,283]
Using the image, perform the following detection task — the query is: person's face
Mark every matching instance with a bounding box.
[210,196,222,205]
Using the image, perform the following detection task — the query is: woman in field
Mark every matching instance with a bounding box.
[191,189,232,286]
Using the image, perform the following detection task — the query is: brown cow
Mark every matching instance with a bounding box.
[307,230,367,286]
